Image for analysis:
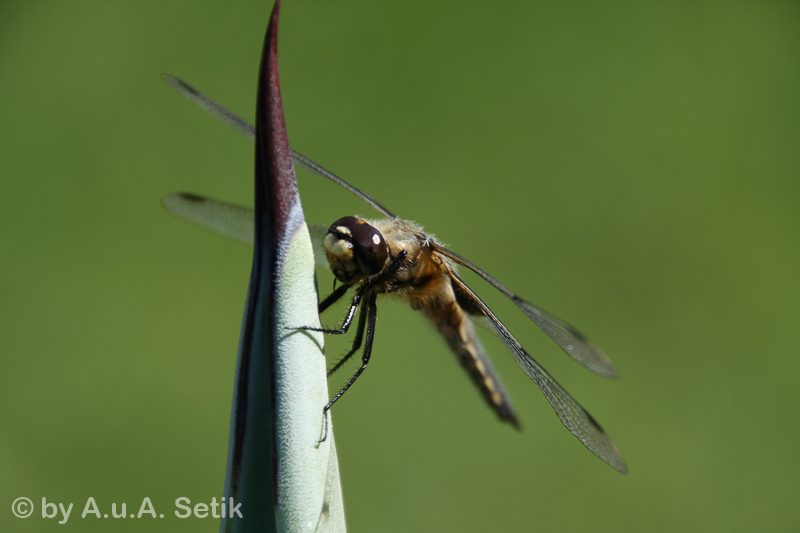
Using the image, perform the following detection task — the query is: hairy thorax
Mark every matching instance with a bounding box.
[369,219,457,313]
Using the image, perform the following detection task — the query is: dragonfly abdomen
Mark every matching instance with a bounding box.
[427,298,519,428]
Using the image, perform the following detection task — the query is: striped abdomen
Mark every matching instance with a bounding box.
[426,297,518,427]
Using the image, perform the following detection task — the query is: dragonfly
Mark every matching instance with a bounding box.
[162,75,628,474]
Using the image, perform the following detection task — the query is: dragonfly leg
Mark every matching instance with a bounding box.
[293,250,407,335]
[318,292,378,444]
[290,287,361,335]
[327,303,368,377]
[319,283,350,314]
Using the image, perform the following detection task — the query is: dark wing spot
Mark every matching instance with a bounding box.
[181,193,207,203]
[582,405,604,432]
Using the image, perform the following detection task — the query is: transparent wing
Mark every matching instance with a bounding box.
[307,224,331,268]
[163,74,256,140]
[162,193,329,269]
[162,75,396,218]
[446,270,627,474]
[436,245,618,379]
[163,193,253,244]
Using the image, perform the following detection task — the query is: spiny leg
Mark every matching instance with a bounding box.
[319,283,350,314]
[298,250,407,336]
[296,290,362,336]
[315,251,407,443]
[318,292,378,444]
[285,284,352,337]
[327,302,369,378]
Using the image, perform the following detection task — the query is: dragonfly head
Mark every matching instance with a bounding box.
[324,216,389,283]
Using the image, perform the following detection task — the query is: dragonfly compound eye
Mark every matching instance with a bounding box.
[351,222,388,276]
[325,216,388,279]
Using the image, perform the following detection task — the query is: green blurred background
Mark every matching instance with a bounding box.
[2,2,799,532]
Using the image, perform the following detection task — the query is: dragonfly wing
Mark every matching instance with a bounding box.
[163,193,254,244]
[436,245,618,379]
[306,224,330,269]
[163,75,396,218]
[289,151,396,218]
[515,300,618,379]
[447,270,628,474]
[163,75,255,140]
[163,193,329,269]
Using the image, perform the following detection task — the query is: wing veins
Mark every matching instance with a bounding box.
[446,270,628,474]
[162,193,329,269]
[436,245,618,379]
[162,75,626,473]
[162,74,396,218]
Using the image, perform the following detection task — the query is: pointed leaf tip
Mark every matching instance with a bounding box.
[254,0,298,248]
